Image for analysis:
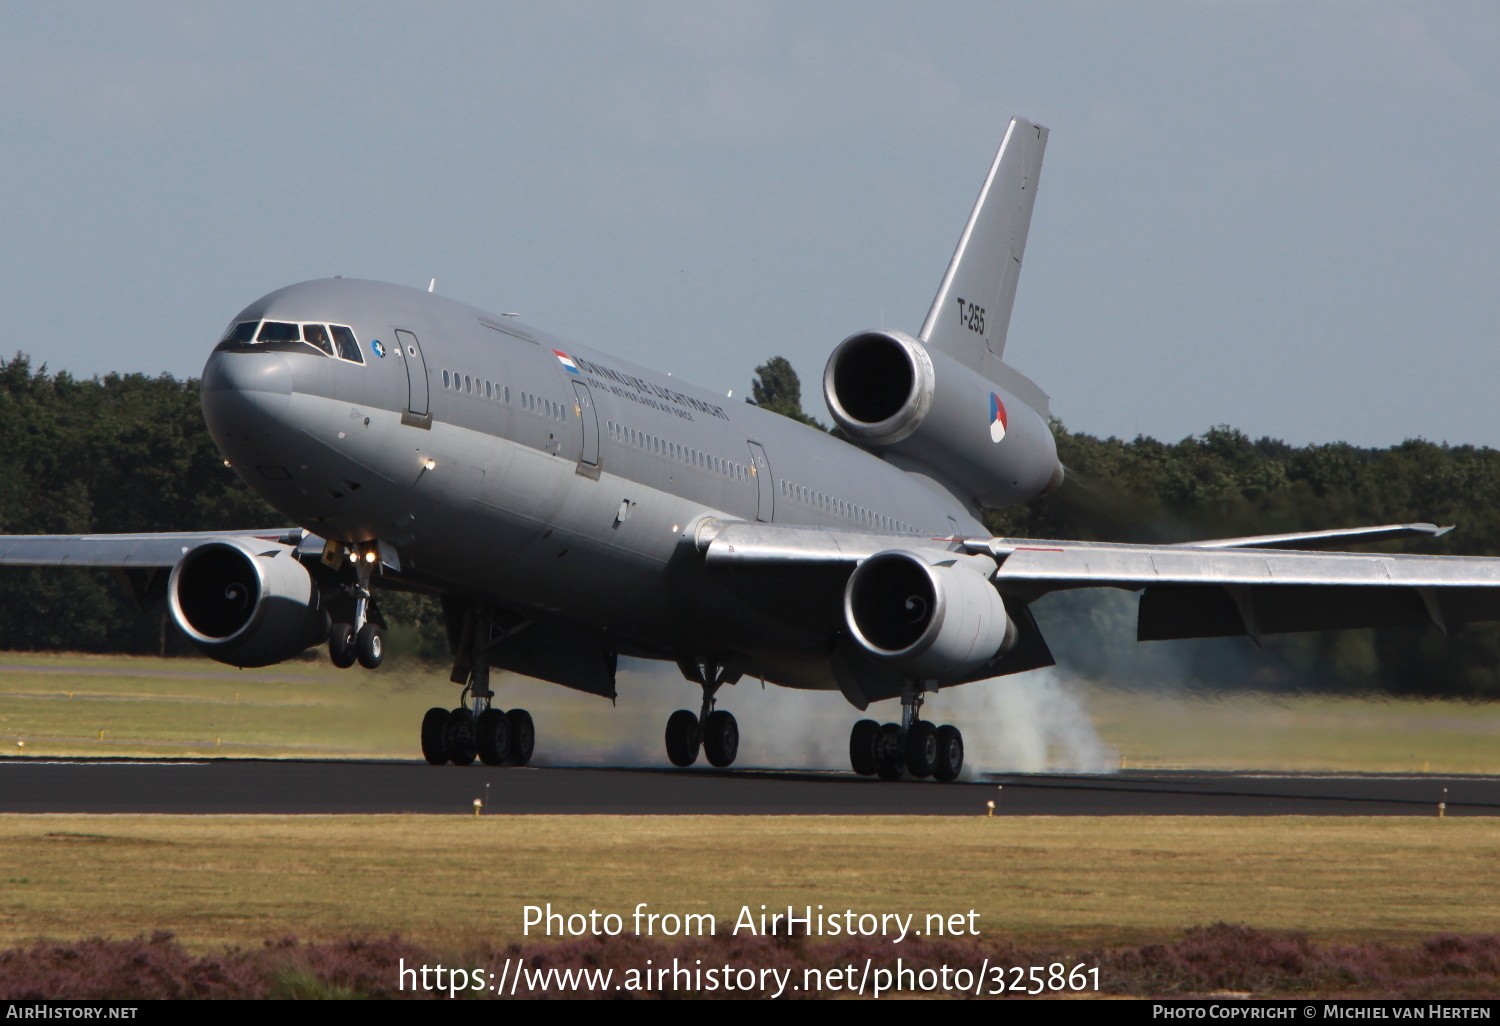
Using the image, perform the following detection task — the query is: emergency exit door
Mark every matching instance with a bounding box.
[747,442,774,522]
[395,329,431,429]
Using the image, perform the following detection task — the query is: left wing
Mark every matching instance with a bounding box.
[701,520,1500,643]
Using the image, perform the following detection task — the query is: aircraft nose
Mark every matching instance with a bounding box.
[201,350,293,436]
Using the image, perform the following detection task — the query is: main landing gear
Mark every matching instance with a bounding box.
[421,607,535,767]
[665,658,742,768]
[327,550,385,670]
[421,704,535,767]
[848,688,964,783]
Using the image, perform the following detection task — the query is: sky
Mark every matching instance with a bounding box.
[2,1,1497,449]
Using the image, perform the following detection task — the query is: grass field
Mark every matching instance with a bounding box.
[2,815,1497,953]
[2,651,1499,773]
[4,654,1500,995]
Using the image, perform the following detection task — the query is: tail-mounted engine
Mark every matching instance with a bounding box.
[168,538,328,667]
[843,549,1017,680]
[823,329,1063,508]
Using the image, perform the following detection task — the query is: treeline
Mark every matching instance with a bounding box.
[987,424,1500,699]
[2,354,1498,697]
[0,355,278,653]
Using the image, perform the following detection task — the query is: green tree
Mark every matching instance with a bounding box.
[750,356,827,429]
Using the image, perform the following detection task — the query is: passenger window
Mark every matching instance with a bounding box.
[443,370,451,388]
[485,381,492,399]
[257,321,300,343]
[330,325,363,363]
[303,323,334,356]
[224,321,258,343]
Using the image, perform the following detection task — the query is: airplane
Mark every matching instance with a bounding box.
[6,116,1500,782]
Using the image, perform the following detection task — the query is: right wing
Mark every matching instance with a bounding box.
[0,529,307,567]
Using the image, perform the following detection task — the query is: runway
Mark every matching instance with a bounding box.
[0,758,1495,815]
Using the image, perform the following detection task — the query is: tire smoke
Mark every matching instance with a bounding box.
[493,660,1117,776]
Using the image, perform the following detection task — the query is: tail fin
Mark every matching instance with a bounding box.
[918,117,1048,375]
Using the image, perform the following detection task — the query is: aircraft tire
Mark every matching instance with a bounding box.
[447,708,478,766]
[849,719,880,776]
[703,710,739,768]
[476,707,510,766]
[506,708,535,766]
[875,723,904,781]
[355,624,385,669]
[904,720,937,779]
[420,707,451,765]
[933,725,964,783]
[665,709,700,767]
[329,624,357,669]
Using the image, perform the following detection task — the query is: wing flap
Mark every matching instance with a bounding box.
[993,543,1500,590]
[1177,522,1452,550]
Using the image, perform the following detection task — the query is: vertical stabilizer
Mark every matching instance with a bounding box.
[918,117,1047,374]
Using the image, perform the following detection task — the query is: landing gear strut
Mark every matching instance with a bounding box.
[847,686,964,782]
[421,608,534,767]
[327,546,384,670]
[665,658,742,768]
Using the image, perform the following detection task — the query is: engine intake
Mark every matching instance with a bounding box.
[824,329,1063,507]
[844,549,1017,680]
[168,538,327,667]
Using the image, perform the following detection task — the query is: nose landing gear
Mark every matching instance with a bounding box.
[847,687,964,782]
[326,547,384,670]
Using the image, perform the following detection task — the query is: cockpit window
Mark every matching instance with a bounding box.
[303,323,335,357]
[215,319,365,366]
[330,325,363,364]
[223,321,259,343]
[257,321,301,343]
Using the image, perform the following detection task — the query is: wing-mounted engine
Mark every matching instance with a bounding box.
[843,548,1017,680]
[823,329,1063,509]
[168,538,328,667]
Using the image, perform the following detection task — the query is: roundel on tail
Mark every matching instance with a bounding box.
[989,393,1008,443]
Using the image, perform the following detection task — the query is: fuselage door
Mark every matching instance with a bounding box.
[572,381,600,478]
[747,441,774,522]
[395,328,432,429]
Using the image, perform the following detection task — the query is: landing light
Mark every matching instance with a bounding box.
[423,458,436,470]
[364,551,377,564]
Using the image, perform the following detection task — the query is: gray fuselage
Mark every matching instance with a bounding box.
[201,277,986,692]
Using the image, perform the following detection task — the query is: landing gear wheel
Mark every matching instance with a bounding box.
[904,720,938,779]
[446,708,477,766]
[329,624,356,669]
[477,707,511,766]
[355,623,385,669]
[933,724,964,783]
[702,710,739,768]
[506,708,535,766]
[849,719,880,776]
[875,722,904,781]
[420,707,451,765]
[665,709,700,767]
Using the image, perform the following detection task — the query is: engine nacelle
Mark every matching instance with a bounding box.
[823,329,1063,508]
[843,549,1017,680]
[168,538,328,668]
